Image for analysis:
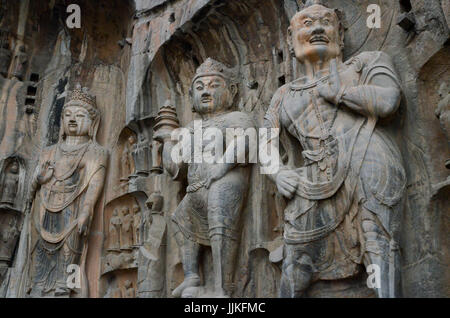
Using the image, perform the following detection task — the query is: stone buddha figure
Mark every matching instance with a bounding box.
[263,0,405,298]
[26,84,107,297]
[109,209,121,250]
[153,58,256,298]
[120,135,136,182]
[120,207,133,249]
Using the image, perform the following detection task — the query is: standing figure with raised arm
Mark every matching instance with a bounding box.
[264,0,405,298]
[153,58,255,298]
[25,84,107,297]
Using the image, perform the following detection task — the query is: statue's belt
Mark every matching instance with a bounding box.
[284,118,377,243]
[293,122,364,201]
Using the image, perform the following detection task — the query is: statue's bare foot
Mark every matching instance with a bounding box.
[54,287,70,297]
[172,275,200,298]
[213,288,230,298]
[181,286,201,298]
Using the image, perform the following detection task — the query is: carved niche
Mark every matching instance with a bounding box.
[101,194,141,297]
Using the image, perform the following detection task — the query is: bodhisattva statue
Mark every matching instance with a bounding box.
[109,209,121,250]
[120,136,136,181]
[120,207,133,249]
[132,204,141,246]
[26,85,107,297]
[264,1,405,298]
[153,58,255,298]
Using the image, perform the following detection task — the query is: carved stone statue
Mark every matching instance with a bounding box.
[0,218,19,264]
[109,209,121,250]
[11,44,27,81]
[26,84,107,297]
[0,161,19,206]
[120,135,136,181]
[132,204,141,246]
[154,58,255,298]
[120,207,133,249]
[263,0,405,298]
[138,192,165,298]
[132,135,151,177]
[435,82,449,168]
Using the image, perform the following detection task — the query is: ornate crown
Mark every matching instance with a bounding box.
[192,58,236,83]
[64,83,99,118]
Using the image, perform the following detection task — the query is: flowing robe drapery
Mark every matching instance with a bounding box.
[264,52,406,280]
[28,141,107,297]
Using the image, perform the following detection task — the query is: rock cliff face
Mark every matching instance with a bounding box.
[0,0,448,298]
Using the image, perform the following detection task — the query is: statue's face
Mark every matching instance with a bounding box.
[289,5,342,64]
[63,106,92,137]
[192,75,234,114]
[128,135,136,145]
[10,162,19,173]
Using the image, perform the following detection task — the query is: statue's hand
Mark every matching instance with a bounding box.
[276,170,298,200]
[317,59,342,105]
[78,213,90,236]
[153,129,173,144]
[37,161,54,184]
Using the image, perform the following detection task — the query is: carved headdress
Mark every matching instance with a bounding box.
[60,83,101,140]
[190,58,239,112]
[192,58,237,84]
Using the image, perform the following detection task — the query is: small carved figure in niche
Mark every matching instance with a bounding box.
[0,217,19,265]
[1,218,16,244]
[143,192,164,246]
[25,84,107,297]
[0,161,19,206]
[154,59,255,298]
[120,207,133,249]
[435,82,450,169]
[137,192,166,298]
[124,280,135,298]
[263,0,405,298]
[132,204,141,246]
[109,209,121,250]
[11,44,27,81]
[0,36,11,78]
[132,135,151,176]
[120,135,137,181]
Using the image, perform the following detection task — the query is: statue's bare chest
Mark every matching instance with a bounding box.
[280,91,337,141]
